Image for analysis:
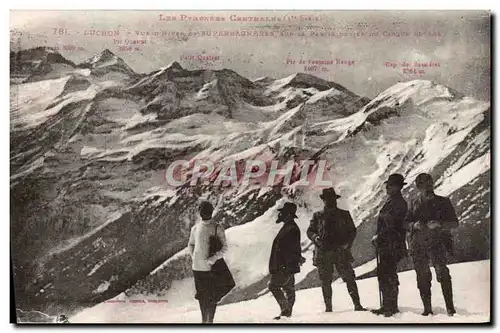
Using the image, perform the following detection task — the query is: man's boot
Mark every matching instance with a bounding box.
[420,294,433,316]
[392,285,400,314]
[371,283,386,315]
[441,280,456,316]
[346,281,367,311]
[283,289,295,317]
[271,289,289,320]
[321,285,333,312]
[383,284,399,317]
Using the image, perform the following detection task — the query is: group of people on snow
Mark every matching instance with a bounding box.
[187,172,459,323]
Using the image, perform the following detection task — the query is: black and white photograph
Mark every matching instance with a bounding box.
[9,9,491,324]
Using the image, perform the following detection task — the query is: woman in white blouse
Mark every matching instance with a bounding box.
[188,201,228,323]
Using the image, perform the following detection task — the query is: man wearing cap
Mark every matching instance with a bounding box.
[405,173,459,316]
[268,202,306,320]
[307,188,366,312]
[371,174,408,317]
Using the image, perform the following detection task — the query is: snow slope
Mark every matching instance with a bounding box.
[70,260,490,323]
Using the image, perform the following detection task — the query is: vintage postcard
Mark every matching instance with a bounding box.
[10,10,491,324]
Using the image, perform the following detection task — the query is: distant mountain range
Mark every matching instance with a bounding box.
[10,46,490,320]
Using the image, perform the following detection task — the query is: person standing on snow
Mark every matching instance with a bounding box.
[371,174,408,317]
[307,187,367,313]
[405,173,458,316]
[268,202,306,320]
[188,201,229,323]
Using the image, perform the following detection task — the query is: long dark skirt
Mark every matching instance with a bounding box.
[193,270,217,301]
[194,262,235,303]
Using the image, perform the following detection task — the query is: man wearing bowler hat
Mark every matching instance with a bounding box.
[371,174,408,317]
[268,202,306,320]
[307,188,366,312]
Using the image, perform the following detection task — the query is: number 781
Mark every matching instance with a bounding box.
[53,28,68,35]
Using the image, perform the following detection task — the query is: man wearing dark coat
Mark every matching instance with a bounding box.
[405,173,459,316]
[371,174,408,317]
[269,202,305,320]
[307,187,366,312]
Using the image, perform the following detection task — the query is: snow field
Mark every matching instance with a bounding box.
[70,260,490,323]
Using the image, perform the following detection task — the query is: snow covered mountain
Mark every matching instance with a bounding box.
[10,47,490,321]
[78,49,137,79]
[10,46,77,83]
[10,47,137,85]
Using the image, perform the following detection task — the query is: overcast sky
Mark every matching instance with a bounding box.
[10,10,490,100]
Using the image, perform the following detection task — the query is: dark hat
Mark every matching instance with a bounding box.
[199,201,214,217]
[384,173,407,186]
[320,187,341,199]
[278,202,298,218]
[415,173,434,185]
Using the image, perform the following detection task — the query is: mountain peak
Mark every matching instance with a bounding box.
[76,48,136,75]
[10,46,62,59]
[36,46,60,54]
[384,79,464,102]
[270,72,353,96]
[167,61,183,70]
[101,48,115,57]
[84,49,117,65]
[10,46,76,79]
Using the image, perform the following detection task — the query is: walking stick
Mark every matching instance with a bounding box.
[375,245,383,309]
